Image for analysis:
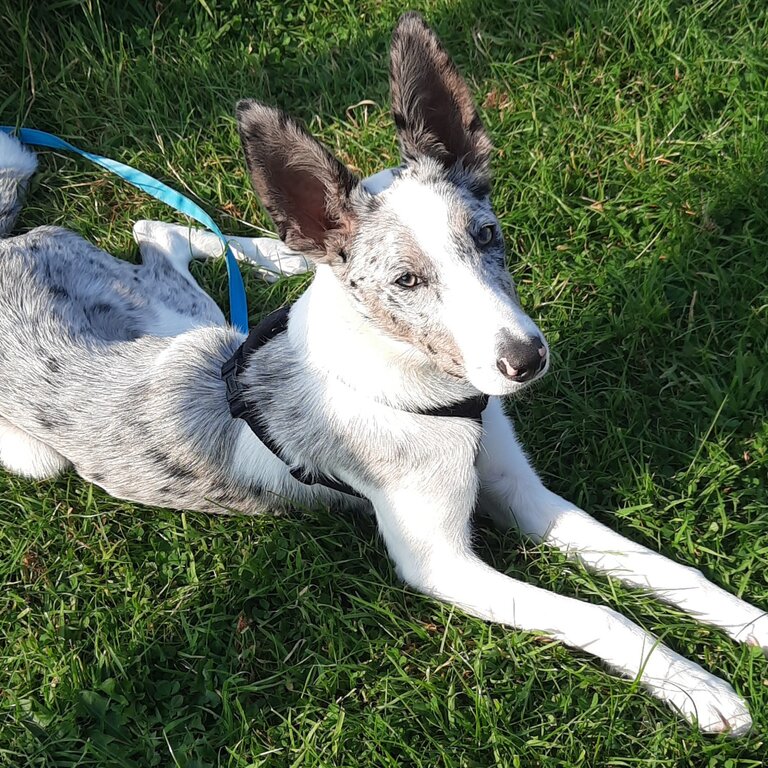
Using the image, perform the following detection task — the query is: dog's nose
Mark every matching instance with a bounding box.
[496,333,547,383]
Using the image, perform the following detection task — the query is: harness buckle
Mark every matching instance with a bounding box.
[221,352,248,419]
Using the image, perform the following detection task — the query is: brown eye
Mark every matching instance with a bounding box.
[476,224,496,246]
[395,272,422,288]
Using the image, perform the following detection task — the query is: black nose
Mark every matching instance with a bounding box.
[496,333,548,383]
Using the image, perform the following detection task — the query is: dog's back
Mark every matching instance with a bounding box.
[0,135,261,510]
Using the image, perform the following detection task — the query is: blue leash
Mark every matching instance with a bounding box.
[0,126,249,333]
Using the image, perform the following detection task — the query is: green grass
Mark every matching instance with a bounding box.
[2,0,768,764]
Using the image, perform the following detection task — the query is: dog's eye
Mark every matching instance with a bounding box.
[395,272,422,288]
[476,224,496,247]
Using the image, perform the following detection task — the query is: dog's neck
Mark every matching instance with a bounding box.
[288,264,479,411]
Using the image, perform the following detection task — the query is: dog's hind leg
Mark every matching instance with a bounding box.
[132,220,311,282]
[131,221,228,333]
[477,397,768,652]
[0,417,70,480]
[132,220,222,290]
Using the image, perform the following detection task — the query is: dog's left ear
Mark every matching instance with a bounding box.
[236,99,358,262]
[390,12,493,193]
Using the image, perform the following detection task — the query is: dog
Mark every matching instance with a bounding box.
[0,12,765,735]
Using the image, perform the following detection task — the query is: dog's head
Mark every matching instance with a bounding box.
[237,12,548,396]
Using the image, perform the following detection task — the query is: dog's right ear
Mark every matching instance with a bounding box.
[236,100,358,262]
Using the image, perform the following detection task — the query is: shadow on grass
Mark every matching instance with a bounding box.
[3,0,683,146]
[518,164,768,491]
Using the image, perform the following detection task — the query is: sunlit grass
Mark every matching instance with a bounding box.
[1,0,767,765]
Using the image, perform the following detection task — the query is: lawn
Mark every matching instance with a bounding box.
[2,0,768,765]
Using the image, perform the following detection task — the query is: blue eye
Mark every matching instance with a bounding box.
[476,224,496,246]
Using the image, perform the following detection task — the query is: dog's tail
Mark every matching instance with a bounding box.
[0,132,38,237]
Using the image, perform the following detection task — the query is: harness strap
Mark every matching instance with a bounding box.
[221,306,489,499]
[420,394,490,421]
[221,307,364,497]
[221,307,290,420]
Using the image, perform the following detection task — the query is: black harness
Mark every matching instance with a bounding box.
[221,306,489,498]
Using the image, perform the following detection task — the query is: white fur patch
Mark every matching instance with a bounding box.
[0,418,69,479]
[382,175,545,395]
[150,304,209,336]
[133,220,311,281]
[133,219,196,275]
[384,175,452,257]
[229,421,288,487]
[0,132,38,176]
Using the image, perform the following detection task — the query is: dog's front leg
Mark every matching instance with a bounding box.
[368,475,752,734]
[477,397,768,651]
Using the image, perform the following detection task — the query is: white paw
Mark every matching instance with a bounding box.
[652,662,752,736]
[240,237,312,279]
[0,419,70,480]
[133,220,195,267]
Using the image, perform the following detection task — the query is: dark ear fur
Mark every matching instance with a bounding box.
[236,99,358,260]
[390,12,493,193]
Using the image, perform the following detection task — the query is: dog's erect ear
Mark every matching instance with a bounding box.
[390,12,493,193]
[236,100,358,261]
